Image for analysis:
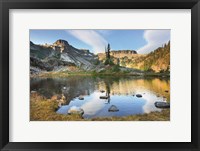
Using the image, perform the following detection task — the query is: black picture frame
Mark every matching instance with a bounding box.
[0,0,200,150]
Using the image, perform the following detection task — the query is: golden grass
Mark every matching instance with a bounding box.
[30,93,83,121]
[91,109,170,121]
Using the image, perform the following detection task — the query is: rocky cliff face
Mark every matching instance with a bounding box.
[30,40,98,74]
[98,50,139,60]
[111,50,137,54]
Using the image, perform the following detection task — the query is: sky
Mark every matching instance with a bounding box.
[30,29,170,54]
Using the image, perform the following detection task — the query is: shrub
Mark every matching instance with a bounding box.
[112,65,120,72]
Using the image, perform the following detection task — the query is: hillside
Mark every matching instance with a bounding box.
[97,42,170,73]
[128,41,170,72]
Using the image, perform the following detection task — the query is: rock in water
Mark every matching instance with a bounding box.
[68,106,84,115]
[136,94,142,98]
[100,96,109,99]
[154,102,170,108]
[78,95,84,100]
[108,105,119,112]
[31,90,37,93]
[100,90,105,93]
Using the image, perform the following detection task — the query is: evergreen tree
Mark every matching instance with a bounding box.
[107,43,111,59]
[105,46,108,58]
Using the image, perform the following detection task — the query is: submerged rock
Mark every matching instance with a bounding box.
[108,105,119,112]
[62,87,70,93]
[100,96,109,99]
[68,106,84,115]
[154,102,170,108]
[31,90,37,93]
[165,90,169,93]
[78,95,84,100]
[136,94,142,98]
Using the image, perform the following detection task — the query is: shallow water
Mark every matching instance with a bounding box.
[30,76,170,119]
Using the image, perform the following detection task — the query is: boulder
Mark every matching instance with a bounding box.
[136,94,142,98]
[78,95,84,100]
[100,96,109,99]
[154,102,170,108]
[108,105,119,112]
[68,106,84,115]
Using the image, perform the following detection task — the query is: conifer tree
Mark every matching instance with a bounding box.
[107,43,111,59]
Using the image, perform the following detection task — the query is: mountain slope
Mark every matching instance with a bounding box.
[128,41,170,72]
[30,40,98,73]
[97,42,170,73]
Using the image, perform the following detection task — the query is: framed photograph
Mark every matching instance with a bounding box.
[0,0,200,150]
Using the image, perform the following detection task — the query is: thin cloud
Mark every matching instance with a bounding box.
[67,30,108,54]
[97,30,111,36]
[137,30,170,54]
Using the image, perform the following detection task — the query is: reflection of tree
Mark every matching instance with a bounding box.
[105,80,111,104]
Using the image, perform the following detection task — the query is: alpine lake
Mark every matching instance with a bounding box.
[30,76,170,120]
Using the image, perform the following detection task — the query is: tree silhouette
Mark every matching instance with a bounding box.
[107,43,110,59]
[104,43,112,65]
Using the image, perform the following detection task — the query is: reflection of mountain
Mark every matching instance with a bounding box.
[30,77,97,104]
[97,77,170,101]
[31,76,170,106]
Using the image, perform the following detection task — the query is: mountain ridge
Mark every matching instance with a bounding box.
[30,39,170,75]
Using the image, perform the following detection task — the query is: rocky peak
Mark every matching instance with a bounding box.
[53,39,69,47]
[30,41,35,46]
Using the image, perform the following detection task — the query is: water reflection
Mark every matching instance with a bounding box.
[30,76,170,119]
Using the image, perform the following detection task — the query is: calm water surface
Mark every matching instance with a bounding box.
[30,76,170,119]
